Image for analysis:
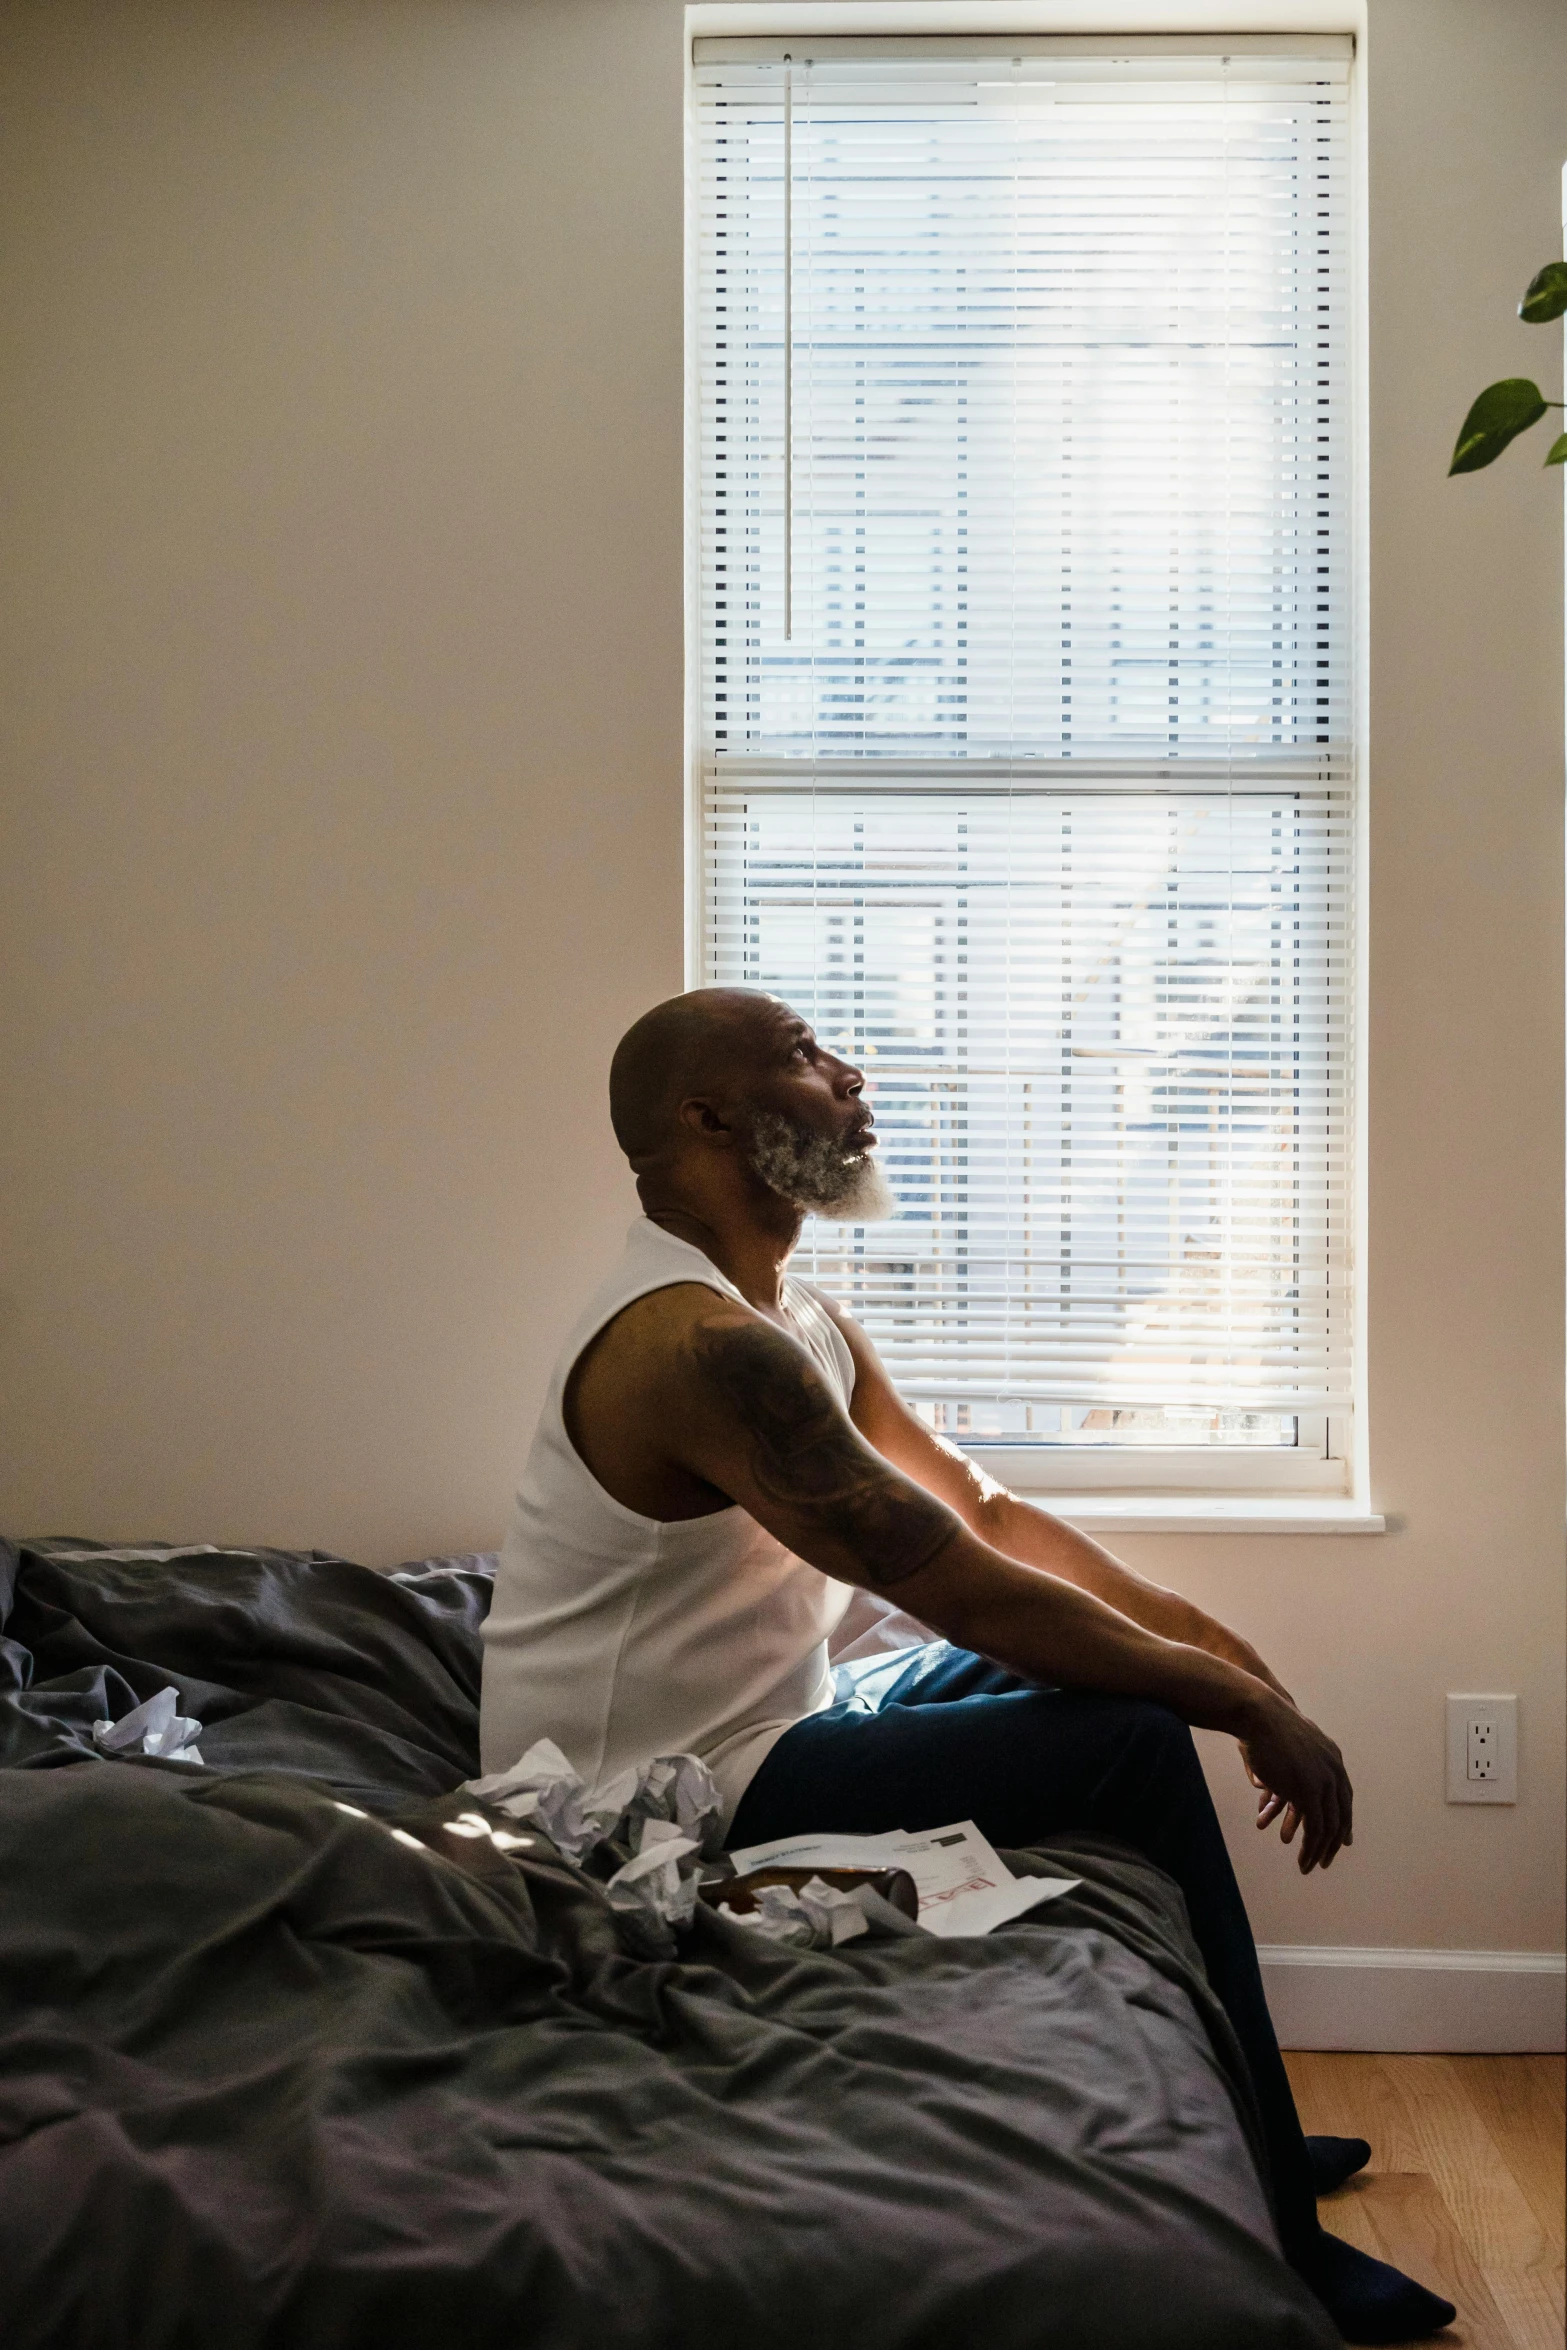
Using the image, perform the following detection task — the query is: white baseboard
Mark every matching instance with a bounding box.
[1259,1944,1567,2053]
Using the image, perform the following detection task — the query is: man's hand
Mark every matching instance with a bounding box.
[1237,1693,1354,1873]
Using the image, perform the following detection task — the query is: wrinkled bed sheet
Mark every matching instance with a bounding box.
[0,1540,1336,2349]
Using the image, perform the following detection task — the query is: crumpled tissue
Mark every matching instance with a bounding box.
[92,1686,204,1765]
[714,1874,928,1950]
[465,1739,722,1953]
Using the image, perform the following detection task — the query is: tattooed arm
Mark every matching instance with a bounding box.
[667,1303,1352,1870]
[681,1310,959,1591]
[805,1289,1299,1708]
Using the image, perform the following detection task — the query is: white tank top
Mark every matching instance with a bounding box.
[478,1218,857,1826]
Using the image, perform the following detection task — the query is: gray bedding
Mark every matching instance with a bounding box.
[0,1541,1337,2347]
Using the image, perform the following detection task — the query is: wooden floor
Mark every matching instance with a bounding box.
[1284,2052,1565,2350]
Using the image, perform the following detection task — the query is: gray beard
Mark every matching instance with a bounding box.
[743,1108,899,1224]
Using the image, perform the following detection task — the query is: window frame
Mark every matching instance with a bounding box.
[684,27,1367,1509]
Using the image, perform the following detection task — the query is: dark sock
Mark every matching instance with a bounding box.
[1308,2133,1373,2195]
[1298,2229,1457,2344]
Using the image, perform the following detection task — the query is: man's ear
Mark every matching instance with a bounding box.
[677,1096,736,1145]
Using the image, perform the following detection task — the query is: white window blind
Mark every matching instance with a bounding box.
[694,38,1355,1470]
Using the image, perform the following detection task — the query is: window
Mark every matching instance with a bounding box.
[693,36,1355,1493]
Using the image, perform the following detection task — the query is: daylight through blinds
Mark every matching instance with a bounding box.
[695,41,1354,1451]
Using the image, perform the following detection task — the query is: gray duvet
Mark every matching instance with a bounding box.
[0,1541,1337,2347]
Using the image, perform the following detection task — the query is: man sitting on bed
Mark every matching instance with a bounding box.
[480,987,1455,2347]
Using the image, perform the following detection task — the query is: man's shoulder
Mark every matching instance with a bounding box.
[788,1279,873,1358]
[788,1276,847,1324]
[783,1283,896,1409]
[575,1281,759,1382]
[565,1282,759,1439]
[568,1281,828,1454]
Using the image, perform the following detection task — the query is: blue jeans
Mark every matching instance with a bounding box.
[729,1644,1318,2258]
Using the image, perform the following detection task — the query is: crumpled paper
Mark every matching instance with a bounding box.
[92,1686,204,1765]
[715,1874,925,1950]
[467,1738,721,1864]
[623,1753,721,1848]
[465,1739,722,1953]
[718,1874,867,1949]
[467,1738,637,1861]
[604,1817,703,1942]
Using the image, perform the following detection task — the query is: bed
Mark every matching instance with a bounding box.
[0,1536,1336,2349]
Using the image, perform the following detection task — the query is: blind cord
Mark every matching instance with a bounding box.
[783,55,793,642]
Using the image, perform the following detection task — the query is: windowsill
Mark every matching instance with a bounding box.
[1015,1495,1386,1534]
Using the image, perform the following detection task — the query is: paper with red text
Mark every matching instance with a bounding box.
[727,1819,1078,1939]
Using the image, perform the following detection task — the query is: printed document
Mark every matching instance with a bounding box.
[727,1819,1079,1939]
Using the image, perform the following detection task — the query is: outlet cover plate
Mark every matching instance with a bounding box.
[1446,1694,1518,1804]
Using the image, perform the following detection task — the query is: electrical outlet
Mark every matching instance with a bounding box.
[1468,1713,1499,1779]
[1446,1694,1517,1804]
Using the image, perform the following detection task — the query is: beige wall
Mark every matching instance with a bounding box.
[1,0,1561,1954]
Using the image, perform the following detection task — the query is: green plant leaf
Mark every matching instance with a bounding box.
[1519,262,1567,324]
[1449,378,1548,473]
[1545,433,1567,468]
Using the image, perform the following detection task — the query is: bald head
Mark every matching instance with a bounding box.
[608,989,783,1164]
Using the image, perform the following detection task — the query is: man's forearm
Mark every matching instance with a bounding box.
[903,1524,1352,1875]
[917,1526,1275,1739]
[978,1491,1292,1699]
